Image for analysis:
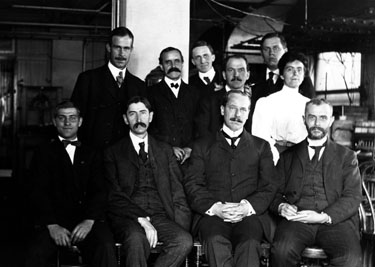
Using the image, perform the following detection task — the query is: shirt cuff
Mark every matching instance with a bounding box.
[206,202,222,216]
[240,199,256,216]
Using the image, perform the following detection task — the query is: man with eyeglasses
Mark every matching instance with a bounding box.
[71,27,146,149]
[252,52,311,164]
[25,101,117,267]
[250,32,315,112]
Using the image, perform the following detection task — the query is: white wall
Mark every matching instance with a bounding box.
[122,0,190,82]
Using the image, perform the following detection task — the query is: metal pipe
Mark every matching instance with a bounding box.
[12,4,111,15]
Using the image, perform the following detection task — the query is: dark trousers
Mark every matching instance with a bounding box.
[198,215,264,267]
[25,221,117,267]
[112,215,192,267]
[271,219,362,267]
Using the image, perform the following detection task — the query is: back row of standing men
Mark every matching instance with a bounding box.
[25,26,362,267]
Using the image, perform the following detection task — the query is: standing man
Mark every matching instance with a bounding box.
[196,55,251,138]
[104,96,192,267]
[148,47,200,165]
[184,90,277,267]
[189,40,222,98]
[251,32,315,110]
[71,27,146,149]
[26,101,117,267]
[270,98,362,267]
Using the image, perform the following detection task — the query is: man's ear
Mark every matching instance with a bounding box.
[78,117,83,127]
[123,114,129,125]
[220,105,225,116]
[105,43,111,53]
[149,111,154,123]
[222,70,226,81]
[212,54,216,62]
[191,58,196,66]
[328,116,335,128]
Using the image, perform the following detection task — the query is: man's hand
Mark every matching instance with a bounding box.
[47,224,71,247]
[138,217,158,248]
[211,202,241,221]
[180,147,192,164]
[172,147,185,162]
[278,203,298,218]
[290,210,329,224]
[222,202,249,223]
[71,219,94,244]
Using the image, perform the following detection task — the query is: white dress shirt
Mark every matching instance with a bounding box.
[198,67,216,84]
[164,76,181,98]
[252,85,310,164]
[307,136,328,160]
[266,68,279,84]
[129,131,149,155]
[108,61,126,81]
[58,136,77,164]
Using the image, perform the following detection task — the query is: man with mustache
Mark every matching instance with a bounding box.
[196,55,251,138]
[184,90,277,267]
[270,98,362,267]
[104,96,192,267]
[71,27,146,149]
[148,47,200,165]
[250,32,315,112]
[252,52,310,164]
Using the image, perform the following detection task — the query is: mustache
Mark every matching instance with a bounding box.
[309,126,325,132]
[134,122,147,128]
[231,76,242,82]
[230,117,243,123]
[115,57,127,61]
[168,67,181,74]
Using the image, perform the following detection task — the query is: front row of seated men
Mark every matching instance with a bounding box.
[26,93,362,267]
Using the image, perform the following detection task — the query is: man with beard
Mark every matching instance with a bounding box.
[104,96,192,267]
[252,52,310,164]
[148,47,200,165]
[195,55,251,138]
[71,27,146,149]
[270,98,362,267]
[184,90,277,267]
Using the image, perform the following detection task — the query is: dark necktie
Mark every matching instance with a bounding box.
[116,71,124,87]
[62,139,81,148]
[139,142,148,163]
[171,83,179,89]
[203,76,211,85]
[310,145,323,166]
[222,130,242,149]
[267,72,274,85]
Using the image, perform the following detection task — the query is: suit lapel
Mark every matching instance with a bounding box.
[102,65,120,99]
[125,138,139,168]
[321,140,336,180]
[159,80,177,102]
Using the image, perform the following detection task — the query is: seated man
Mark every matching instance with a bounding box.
[104,96,192,267]
[25,101,117,267]
[252,52,311,164]
[270,98,362,267]
[184,90,277,267]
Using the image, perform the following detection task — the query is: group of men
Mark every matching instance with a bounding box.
[25,26,362,267]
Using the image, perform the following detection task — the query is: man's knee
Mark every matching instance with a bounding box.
[173,231,193,254]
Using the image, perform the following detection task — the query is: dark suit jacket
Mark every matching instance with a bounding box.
[184,130,278,240]
[29,138,106,229]
[189,69,222,98]
[195,89,252,138]
[148,80,200,148]
[270,139,362,234]
[71,65,146,149]
[104,135,191,231]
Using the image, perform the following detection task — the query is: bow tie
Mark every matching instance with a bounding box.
[170,83,179,89]
[62,139,81,148]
